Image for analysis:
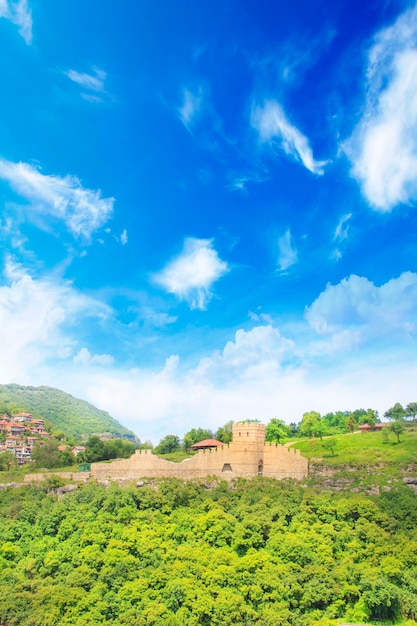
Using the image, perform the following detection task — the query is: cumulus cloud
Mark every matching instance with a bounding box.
[0,159,114,239]
[347,3,417,210]
[2,260,416,442]
[192,325,296,383]
[251,100,327,174]
[73,347,114,367]
[305,272,417,349]
[277,229,298,272]
[0,0,32,44]
[0,259,112,382]
[153,238,229,310]
[83,311,417,442]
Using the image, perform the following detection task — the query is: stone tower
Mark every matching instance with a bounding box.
[229,421,266,477]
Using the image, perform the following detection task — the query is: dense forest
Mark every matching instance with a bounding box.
[0,384,136,440]
[0,478,416,626]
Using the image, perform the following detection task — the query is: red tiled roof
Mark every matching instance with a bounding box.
[191,438,224,449]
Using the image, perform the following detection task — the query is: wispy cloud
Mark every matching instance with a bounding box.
[65,67,107,93]
[334,212,352,241]
[153,237,229,310]
[178,87,203,129]
[0,0,32,44]
[251,100,328,174]
[120,229,128,245]
[346,3,417,210]
[0,159,114,240]
[277,229,298,272]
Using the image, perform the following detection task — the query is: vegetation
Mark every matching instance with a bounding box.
[0,479,416,625]
[0,384,136,441]
[290,429,417,466]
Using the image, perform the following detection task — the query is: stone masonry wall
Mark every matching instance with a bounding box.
[90,422,308,482]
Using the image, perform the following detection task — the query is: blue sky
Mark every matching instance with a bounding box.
[1,0,417,442]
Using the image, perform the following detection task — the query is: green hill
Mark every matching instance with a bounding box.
[0,383,137,441]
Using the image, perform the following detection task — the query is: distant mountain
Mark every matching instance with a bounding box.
[0,384,137,441]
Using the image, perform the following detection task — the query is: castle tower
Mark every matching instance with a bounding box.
[229,421,266,477]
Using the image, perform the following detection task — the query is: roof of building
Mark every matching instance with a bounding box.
[191,438,224,449]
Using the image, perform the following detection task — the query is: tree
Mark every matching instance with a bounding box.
[313,418,329,441]
[345,413,357,433]
[215,421,234,444]
[406,402,417,421]
[322,438,337,457]
[265,418,291,443]
[183,428,213,450]
[384,403,406,421]
[366,408,379,426]
[389,420,404,443]
[81,436,105,462]
[154,435,181,454]
[299,411,321,438]
[0,451,17,471]
[31,439,62,468]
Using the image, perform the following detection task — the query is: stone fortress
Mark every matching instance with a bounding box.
[90,421,308,482]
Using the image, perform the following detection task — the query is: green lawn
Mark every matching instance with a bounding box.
[289,428,417,466]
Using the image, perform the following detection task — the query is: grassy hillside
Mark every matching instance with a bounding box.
[0,384,137,441]
[289,428,417,466]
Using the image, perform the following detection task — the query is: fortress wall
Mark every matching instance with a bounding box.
[24,472,91,483]
[263,443,308,479]
[91,446,262,481]
[90,422,308,482]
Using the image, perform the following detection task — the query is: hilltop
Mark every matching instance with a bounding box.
[0,384,136,441]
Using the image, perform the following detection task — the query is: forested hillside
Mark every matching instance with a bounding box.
[0,384,136,441]
[0,478,416,625]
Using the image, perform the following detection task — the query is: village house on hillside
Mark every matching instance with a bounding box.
[91,421,308,482]
[0,413,49,465]
[358,423,389,433]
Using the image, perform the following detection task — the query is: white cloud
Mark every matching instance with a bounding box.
[0,0,32,44]
[73,347,114,367]
[334,213,352,241]
[83,313,417,442]
[65,67,106,93]
[1,260,417,442]
[305,272,417,348]
[120,229,128,245]
[347,4,417,210]
[0,259,112,382]
[248,310,274,325]
[0,159,114,239]
[178,87,203,128]
[251,100,327,174]
[192,325,295,382]
[277,229,298,271]
[153,238,229,310]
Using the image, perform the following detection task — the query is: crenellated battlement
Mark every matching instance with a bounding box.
[91,422,308,482]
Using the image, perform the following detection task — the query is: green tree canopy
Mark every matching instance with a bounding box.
[265,418,291,443]
[215,420,234,443]
[406,402,417,420]
[384,403,406,421]
[0,451,17,471]
[154,434,181,454]
[183,428,214,450]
